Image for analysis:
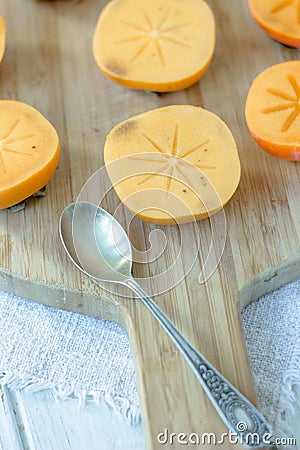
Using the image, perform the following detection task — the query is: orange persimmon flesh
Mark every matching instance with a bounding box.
[245,61,300,161]
[248,0,300,48]
[0,100,60,209]
[93,0,215,92]
[0,15,6,63]
[104,105,240,224]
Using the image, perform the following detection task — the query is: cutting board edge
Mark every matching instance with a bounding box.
[239,253,300,310]
[0,268,131,330]
[2,251,300,328]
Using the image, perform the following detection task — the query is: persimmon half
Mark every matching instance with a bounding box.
[0,15,6,63]
[245,60,300,161]
[0,100,60,209]
[248,0,300,48]
[93,0,215,92]
[104,105,240,224]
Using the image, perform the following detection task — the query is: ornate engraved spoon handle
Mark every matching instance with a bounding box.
[126,278,273,449]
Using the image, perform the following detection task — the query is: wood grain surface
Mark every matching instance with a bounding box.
[0,1,299,448]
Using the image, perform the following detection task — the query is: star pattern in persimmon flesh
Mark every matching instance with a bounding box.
[263,74,300,132]
[271,0,300,24]
[127,123,215,195]
[0,118,36,175]
[115,8,192,66]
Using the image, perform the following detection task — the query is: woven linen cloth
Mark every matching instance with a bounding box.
[0,279,300,444]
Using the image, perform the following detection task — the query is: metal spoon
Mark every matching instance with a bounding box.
[59,201,273,448]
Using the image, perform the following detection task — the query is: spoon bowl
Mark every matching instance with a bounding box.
[60,201,132,283]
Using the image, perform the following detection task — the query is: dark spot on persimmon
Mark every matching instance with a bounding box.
[105,60,126,76]
[114,120,137,137]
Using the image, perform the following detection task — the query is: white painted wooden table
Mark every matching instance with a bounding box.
[0,386,145,450]
[0,385,299,449]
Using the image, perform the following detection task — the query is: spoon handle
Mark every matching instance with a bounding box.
[125,277,273,449]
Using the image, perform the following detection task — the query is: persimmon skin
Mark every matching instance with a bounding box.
[251,16,300,49]
[0,148,60,209]
[98,61,212,93]
[248,0,300,48]
[249,130,300,161]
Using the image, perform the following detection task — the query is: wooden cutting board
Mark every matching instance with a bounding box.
[0,0,299,448]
